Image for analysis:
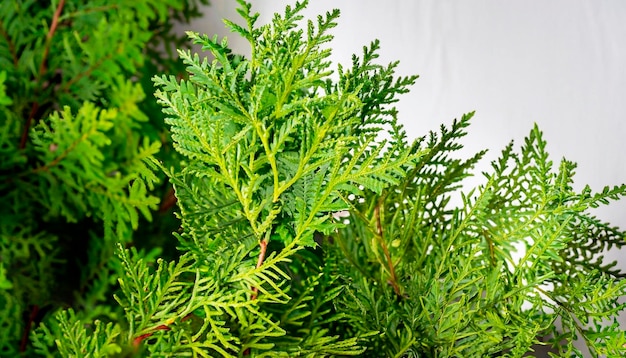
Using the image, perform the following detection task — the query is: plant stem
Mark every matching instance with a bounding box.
[158,186,177,213]
[19,102,39,149]
[251,238,268,300]
[19,304,39,352]
[40,0,65,77]
[132,314,193,349]
[132,325,171,348]
[374,203,402,297]
[19,0,66,149]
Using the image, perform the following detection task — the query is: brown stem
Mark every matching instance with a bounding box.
[39,0,65,77]
[19,304,39,353]
[19,0,66,150]
[250,239,268,300]
[132,314,193,349]
[244,238,270,355]
[374,203,402,297]
[255,239,268,269]
[132,324,171,348]
[158,187,177,213]
[19,102,39,149]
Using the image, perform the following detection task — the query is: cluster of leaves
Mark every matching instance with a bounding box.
[11,0,626,357]
[332,115,626,357]
[132,0,419,354]
[0,0,207,355]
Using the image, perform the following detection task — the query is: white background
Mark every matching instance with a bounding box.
[179,1,626,354]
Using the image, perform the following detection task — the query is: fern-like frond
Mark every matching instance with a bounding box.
[332,114,626,356]
[114,245,195,342]
[23,103,160,240]
[33,309,123,358]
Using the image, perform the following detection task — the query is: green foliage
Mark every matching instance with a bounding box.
[332,115,626,357]
[32,308,123,357]
[9,0,626,357]
[0,0,208,355]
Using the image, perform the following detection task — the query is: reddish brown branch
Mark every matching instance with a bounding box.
[132,314,192,349]
[250,239,268,300]
[158,187,177,213]
[132,324,171,348]
[39,0,66,76]
[19,0,66,150]
[19,304,39,353]
[374,204,402,297]
[19,102,39,149]
[244,238,269,355]
[255,239,268,269]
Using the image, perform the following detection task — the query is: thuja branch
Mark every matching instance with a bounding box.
[534,286,591,347]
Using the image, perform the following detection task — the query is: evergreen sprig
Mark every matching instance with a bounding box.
[149,1,420,354]
[152,0,421,260]
[333,117,626,357]
[11,0,626,357]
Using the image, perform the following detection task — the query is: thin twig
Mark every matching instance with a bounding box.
[39,0,66,77]
[158,187,177,213]
[250,238,268,300]
[255,239,268,269]
[19,305,39,352]
[19,102,39,149]
[19,0,66,149]
[374,203,402,297]
[132,325,171,348]
[132,314,193,349]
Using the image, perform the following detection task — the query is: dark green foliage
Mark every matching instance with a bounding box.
[0,0,207,355]
[6,0,626,357]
